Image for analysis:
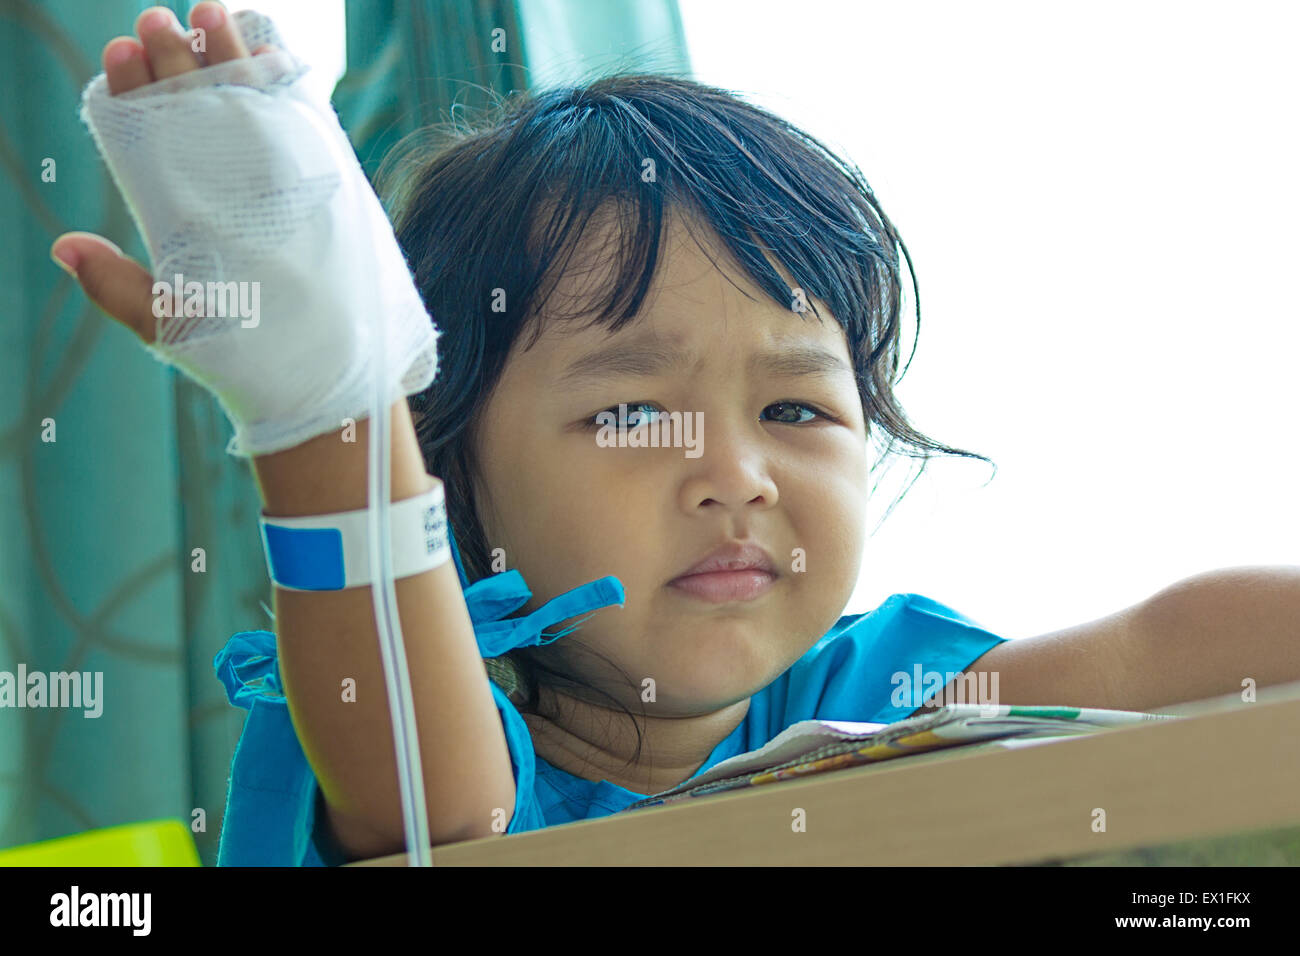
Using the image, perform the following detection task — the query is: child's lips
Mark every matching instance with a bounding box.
[667,569,777,603]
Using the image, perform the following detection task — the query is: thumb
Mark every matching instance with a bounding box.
[51,232,158,344]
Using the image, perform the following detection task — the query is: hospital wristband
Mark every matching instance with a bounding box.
[259,480,450,591]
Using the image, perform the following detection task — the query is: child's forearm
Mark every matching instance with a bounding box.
[251,402,515,860]
[910,565,1300,718]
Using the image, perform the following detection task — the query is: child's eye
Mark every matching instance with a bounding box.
[581,401,830,429]
[583,402,664,429]
[763,401,826,425]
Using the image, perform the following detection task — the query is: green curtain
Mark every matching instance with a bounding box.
[516,0,691,89]
[334,0,692,178]
[0,0,268,866]
[334,0,531,180]
[0,0,690,866]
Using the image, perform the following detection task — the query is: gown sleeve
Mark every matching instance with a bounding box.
[775,592,1011,730]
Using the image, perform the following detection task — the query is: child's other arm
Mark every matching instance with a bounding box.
[914,565,1300,714]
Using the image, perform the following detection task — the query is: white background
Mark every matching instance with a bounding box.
[679,0,1299,637]
[240,0,346,101]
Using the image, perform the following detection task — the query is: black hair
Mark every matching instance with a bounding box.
[375,72,996,770]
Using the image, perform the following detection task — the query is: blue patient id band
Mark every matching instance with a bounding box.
[259,480,450,591]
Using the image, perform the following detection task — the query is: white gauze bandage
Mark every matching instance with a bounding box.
[79,10,439,458]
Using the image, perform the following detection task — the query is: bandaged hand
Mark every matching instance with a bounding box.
[60,7,438,458]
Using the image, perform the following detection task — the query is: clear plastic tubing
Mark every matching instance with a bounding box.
[367,308,433,867]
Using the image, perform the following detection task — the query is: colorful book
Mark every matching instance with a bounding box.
[622,703,1176,811]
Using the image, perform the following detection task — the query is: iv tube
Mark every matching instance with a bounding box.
[366,301,433,867]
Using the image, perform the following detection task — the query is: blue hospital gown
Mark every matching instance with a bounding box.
[212,533,1009,866]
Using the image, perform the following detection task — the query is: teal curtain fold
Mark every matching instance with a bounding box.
[0,0,691,865]
[334,0,530,180]
[334,0,692,178]
[516,0,691,89]
[0,0,267,865]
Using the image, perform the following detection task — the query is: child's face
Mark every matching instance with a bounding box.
[472,210,871,712]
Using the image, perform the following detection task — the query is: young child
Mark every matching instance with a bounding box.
[56,5,1300,867]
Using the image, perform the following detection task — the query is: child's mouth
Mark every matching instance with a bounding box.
[667,570,777,603]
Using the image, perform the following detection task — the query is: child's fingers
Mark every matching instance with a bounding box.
[189,2,249,65]
[50,233,159,344]
[135,6,201,81]
[103,37,154,95]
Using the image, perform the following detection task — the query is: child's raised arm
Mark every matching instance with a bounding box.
[252,407,514,860]
[54,3,514,861]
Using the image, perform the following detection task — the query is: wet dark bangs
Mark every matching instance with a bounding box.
[374,73,995,740]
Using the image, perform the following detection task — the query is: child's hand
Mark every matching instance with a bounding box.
[51,4,266,343]
[57,4,439,459]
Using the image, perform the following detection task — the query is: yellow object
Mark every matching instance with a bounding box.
[0,819,200,867]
